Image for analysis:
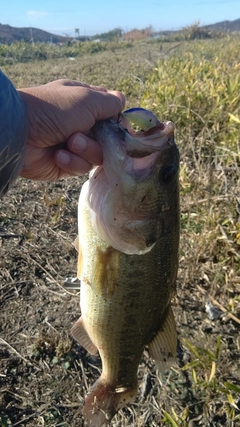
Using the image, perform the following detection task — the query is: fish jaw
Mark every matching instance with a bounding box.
[88,119,179,255]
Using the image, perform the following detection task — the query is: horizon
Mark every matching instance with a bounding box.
[1,0,240,38]
[1,17,240,38]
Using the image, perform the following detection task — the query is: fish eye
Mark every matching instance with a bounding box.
[159,164,177,184]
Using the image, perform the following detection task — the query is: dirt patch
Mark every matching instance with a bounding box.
[0,177,239,427]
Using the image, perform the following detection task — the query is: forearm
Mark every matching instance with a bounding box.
[0,70,28,196]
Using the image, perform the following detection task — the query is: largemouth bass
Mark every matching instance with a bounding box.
[72,111,180,426]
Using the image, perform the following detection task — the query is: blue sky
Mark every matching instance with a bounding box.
[2,0,240,37]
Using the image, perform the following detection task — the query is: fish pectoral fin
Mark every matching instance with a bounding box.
[73,236,79,252]
[77,247,83,280]
[71,317,97,355]
[148,306,177,372]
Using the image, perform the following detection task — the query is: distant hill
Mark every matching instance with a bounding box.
[204,18,240,32]
[0,24,79,44]
[0,18,240,44]
[152,18,240,39]
[0,24,70,44]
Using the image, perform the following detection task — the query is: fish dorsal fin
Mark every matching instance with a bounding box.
[148,306,177,372]
[73,235,83,279]
[71,317,97,355]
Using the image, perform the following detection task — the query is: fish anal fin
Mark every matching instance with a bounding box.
[71,317,97,355]
[148,306,177,372]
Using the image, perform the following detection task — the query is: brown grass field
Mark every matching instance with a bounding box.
[0,36,240,426]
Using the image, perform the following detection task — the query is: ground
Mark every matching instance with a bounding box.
[0,175,239,427]
[0,38,240,426]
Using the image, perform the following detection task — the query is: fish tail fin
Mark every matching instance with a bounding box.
[83,376,137,426]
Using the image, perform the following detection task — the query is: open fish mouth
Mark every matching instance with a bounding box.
[92,112,176,176]
[119,106,174,155]
[106,114,175,159]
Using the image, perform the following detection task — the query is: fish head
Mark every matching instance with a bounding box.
[88,115,179,255]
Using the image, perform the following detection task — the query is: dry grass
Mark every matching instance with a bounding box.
[0,36,240,426]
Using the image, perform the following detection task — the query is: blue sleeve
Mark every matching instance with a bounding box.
[0,70,28,196]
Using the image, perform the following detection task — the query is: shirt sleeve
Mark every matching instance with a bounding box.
[0,70,28,196]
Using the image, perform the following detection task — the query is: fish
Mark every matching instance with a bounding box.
[71,111,180,426]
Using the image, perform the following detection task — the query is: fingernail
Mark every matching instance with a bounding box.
[57,151,71,165]
[72,135,87,152]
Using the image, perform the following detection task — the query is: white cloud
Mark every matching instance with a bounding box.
[27,11,51,19]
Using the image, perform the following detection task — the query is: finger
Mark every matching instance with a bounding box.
[55,150,93,176]
[58,80,126,113]
[52,79,108,92]
[107,90,126,108]
[106,90,126,114]
[67,133,103,165]
[89,90,126,122]
[48,79,94,88]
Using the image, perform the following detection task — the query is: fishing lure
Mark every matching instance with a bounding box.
[122,107,161,131]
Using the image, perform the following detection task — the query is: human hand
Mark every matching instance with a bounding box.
[18,80,125,181]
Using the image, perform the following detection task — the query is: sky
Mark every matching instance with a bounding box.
[2,0,240,37]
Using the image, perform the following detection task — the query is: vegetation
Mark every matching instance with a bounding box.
[92,27,123,41]
[0,39,134,64]
[1,18,240,44]
[0,25,237,65]
[0,35,239,426]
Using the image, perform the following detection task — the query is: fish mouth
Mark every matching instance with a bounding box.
[92,114,176,175]
[92,116,174,159]
[116,114,175,159]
